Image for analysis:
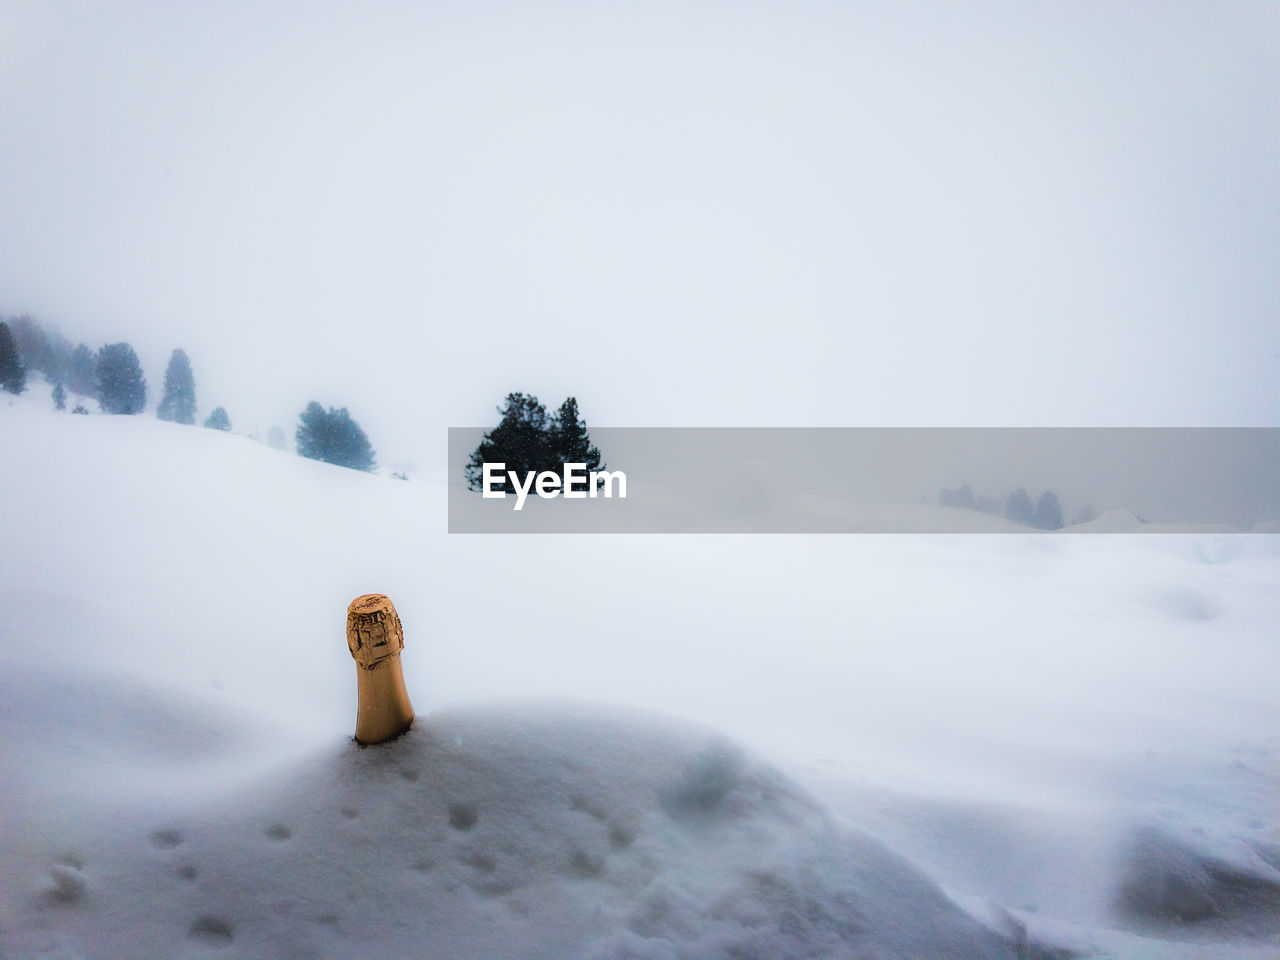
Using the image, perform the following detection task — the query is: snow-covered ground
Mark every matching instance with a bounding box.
[2,396,1278,959]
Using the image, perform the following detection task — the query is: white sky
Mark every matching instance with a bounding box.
[2,1,1278,470]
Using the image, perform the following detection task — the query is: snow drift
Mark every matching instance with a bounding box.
[5,689,1025,959]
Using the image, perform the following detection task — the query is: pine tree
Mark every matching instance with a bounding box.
[549,396,604,493]
[69,344,97,398]
[204,406,231,431]
[95,343,146,414]
[1005,488,1035,526]
[156,348,197,424]
[1034,491,1063,530]
[7,317,46,375]
[52,383,66,410]
[0,322,26,395]
[296,402,376,472]
[44,333,72,387]
[465,393,555,492]
[266,425,287,450]
[465,393,610,492]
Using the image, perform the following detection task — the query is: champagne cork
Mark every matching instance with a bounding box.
[347,594,415,744]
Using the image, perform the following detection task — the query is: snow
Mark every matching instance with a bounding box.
[1061,509,1245,535]
[4,693,1015,959]
[2,395,1279,959]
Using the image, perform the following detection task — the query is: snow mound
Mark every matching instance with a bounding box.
[4,700,1021,960]
[1115,824,1280,932]
[1147,584,1224,621]
[1062,509,1242,534]
[1063,509,1146,532]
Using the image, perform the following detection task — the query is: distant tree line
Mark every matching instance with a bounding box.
[3,313,379,474]
[4,315,98,399]
[1,315,181,418]
[937,484,1065,530]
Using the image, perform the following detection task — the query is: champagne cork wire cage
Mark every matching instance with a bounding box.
[346,594,415,745]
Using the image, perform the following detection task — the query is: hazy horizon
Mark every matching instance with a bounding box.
[3,1,1278,474]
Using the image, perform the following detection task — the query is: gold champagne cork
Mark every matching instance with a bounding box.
[346,594,415,744]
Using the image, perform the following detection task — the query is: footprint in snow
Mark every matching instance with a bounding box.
[187,914,235,945]
[150,828,184,849]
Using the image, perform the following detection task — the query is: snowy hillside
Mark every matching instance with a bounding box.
[2,399,1279,959]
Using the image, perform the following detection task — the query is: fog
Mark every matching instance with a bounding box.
[2,1,1278,469]
[4,10,1280,952]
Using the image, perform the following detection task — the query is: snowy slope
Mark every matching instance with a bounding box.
[2,397,1278,959]
[3,688,1020,959]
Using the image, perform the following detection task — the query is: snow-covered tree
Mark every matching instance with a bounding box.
[95,343,146,414]
[296,402,376,472]
[1034,491,1063,530]
[69,344,97,398]
[156,349,197,424]
[204,406,231,431]
[1005,488,1035,526]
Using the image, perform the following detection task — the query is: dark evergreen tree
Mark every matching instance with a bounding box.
[0,321,26,394]
[72,404,89,414]
[296,402,376,472]
[1034,491,1063,530]
[156,348,197,424]
[8,316,46,374]
[465,393,610,493]
[204,406,231,431]
[52,382,66,410]
[549,396,604,492]
[1005,488,1035,526]
[69,344,97,398]
[465,393,556,492]
[95,343,147,414]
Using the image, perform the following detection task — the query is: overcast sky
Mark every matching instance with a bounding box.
[2,1,1277,472]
